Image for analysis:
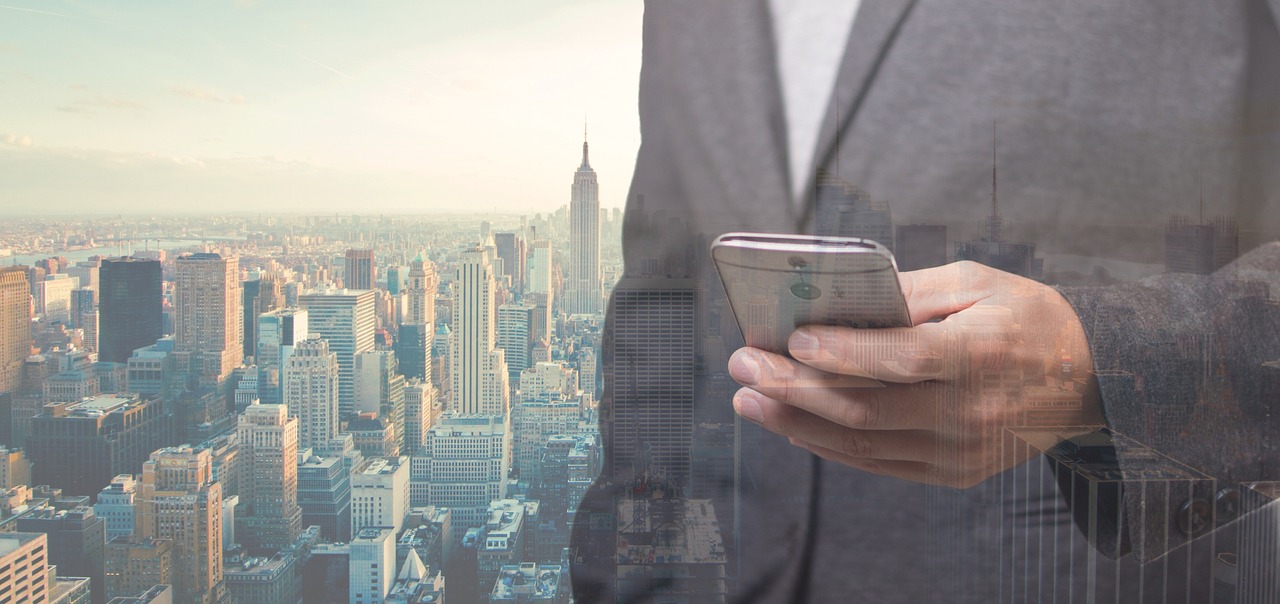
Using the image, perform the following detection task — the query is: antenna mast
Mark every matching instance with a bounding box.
[987,121,1003,243]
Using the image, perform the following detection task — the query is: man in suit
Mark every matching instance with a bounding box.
[572,0,1280,601]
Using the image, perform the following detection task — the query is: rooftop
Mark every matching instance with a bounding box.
[353,527,393,542]
[358,456,405,476]
[0,532,42,556]
[616,498,726,565]
[490,563,562,601]
[64,394,141,416]
[177,252,223,260]
[225,552,294,579]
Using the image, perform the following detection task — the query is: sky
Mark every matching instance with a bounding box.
[0,0,643,215]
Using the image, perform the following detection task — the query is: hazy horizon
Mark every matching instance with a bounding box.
[0,0,643,215]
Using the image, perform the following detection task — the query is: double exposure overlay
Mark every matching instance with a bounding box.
[2,1,1280,603]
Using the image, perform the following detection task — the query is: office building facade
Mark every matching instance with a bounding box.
[345,249,376,291]
[27,394,169,497]
[0,267,30,395]
[235,403,303,552]
[174,253,243,381]
[299,289,376,417]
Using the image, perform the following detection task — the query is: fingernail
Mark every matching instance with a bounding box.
[789,330,818,358]
[729,352,759,386]
[735,392,764,424]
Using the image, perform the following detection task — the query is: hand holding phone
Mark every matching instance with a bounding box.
[712,232,912,355]
[712,233,914,388]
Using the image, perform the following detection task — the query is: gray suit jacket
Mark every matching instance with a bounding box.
[572,0,1280,601]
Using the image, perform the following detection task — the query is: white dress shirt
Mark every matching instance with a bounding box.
[768,0,862,204]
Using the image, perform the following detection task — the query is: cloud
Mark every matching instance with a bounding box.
[55,105,95,115]
[0,4,73,19]
[56,95,149,115]
[172,84,246,104]
[1,133,33,147]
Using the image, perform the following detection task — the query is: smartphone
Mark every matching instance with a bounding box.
[711,232,912,356]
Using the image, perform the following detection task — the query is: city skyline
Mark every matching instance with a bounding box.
[0,0,642,215]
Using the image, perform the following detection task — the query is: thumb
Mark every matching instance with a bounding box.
[898,261,994,324]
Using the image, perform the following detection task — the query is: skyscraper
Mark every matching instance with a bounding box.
[0,267,30,395]
[298,455,351,543]
[345,249,375,290]
[350,456,411,535]
[72,287,97,353]
[0,533,54,604]
[136,447,227,604]
[241,276,281,360]
[405,253,436,328]
[403,378,437,454]
[812,170,895,249]
[526,240,553,296]
[235,403,303,553]
[99,258,162,364]
[413,415,511,539]
[104,537,173,602]
[954,125,1044,280]
[450,247,510,417]
[566,136,602,316]
[15,505,106,604]
[299,289,376,417]
[606,277,696,486]
[37,273,77,324]
[355,350,406,455]
[385,265,404,295]
[283,337,340,452]
[27,394,168,497]
[349,527,395,604]
[395,323,431,382]
[174,253,243,381]
[256,307,309,405]
[497,303,536,384]
[493,232,526,293]
[94,475,137,541]
[1165,215,1239,274]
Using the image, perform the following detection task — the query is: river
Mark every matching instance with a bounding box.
[1,239,242,266]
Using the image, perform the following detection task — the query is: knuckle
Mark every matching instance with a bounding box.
[839,429,875,458]
[838,399,878,430]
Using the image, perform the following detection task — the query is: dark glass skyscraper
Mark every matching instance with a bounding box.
[242,278,261,358]
[99,257,162,363]
[396,323,430,381]
[493,231,525,293]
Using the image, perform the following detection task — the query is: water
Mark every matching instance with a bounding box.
[1,239,240,267]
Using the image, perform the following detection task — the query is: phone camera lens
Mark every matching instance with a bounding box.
[790,282,821,300]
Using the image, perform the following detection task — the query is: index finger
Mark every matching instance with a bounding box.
[787,322,950,382]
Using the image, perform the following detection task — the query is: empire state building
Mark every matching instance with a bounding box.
[566,135,602,315]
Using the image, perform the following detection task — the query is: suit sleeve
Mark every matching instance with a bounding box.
[1056,242,1280,562]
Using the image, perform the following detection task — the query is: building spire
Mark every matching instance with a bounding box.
[987,120,1003,243]
[579,121,592,170]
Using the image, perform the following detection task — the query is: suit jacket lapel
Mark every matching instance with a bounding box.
[799,0,921,226]
[679,0,794,232]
